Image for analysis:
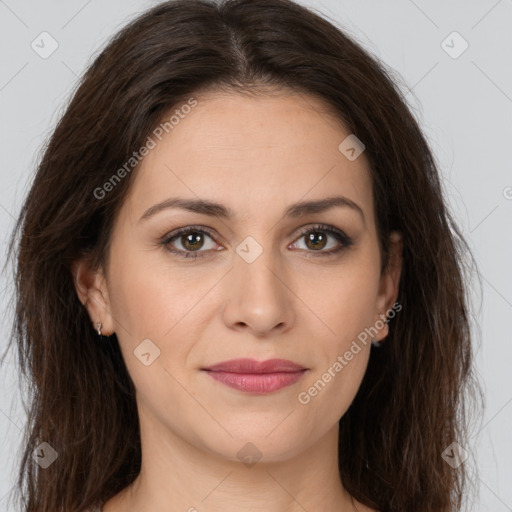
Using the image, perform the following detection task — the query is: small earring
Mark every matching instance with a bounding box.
[371,338,382,348]
[97,322,102,336]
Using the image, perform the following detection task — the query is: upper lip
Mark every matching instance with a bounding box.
[202,358,307,373]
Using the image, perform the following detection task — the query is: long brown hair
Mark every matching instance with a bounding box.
[3,0,481,510]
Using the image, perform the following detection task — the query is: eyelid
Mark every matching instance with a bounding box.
[291,223,354,255]
[160,223,353,259]
[160,225,218,242]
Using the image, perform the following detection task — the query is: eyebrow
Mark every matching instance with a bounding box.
[139,195,365,225]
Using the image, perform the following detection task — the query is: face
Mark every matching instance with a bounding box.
[76,89,401,464]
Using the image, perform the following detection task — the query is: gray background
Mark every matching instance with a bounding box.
[0,0,511,510]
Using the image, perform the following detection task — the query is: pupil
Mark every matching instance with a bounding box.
[183,233,203,251]
[306,232,326,250]
[180,231,328,252]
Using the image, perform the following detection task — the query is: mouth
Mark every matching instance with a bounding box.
[201,358,309,394]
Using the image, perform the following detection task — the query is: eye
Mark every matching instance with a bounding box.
[160,223,353,260]
[289,223,353,257]
[161,226,220,259]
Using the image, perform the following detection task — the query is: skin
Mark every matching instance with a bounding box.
[74,89,402,512]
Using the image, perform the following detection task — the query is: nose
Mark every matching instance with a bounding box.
[222,244,295,338]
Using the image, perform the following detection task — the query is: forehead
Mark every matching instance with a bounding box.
[125,90,374,226]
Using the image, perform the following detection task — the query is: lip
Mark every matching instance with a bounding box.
[201,358,308,394]
[202,358,306,373]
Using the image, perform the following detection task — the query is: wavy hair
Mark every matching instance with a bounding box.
[3,0,481,510]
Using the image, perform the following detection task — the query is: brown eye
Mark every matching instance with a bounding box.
[290,224,353,257]
[304,231,328,251]
[180,232,205,251]
[161,227,218,259]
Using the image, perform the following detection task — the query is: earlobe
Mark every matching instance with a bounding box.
[71,258,115,336]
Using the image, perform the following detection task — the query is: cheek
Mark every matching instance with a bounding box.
[106,246,213,373]
[295,252,379,419]
[108,265,167,338]
[326,348,370,418]
[304,260,380,344]
[296,340,371,437]
[107,243,188,339]
[106,254,198,408]
[299,315,372,415]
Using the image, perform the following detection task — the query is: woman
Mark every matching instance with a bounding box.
[5,0,480,510]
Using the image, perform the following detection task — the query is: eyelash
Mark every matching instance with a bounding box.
[160,223,354,260]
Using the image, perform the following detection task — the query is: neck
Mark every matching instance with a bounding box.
[104,405,360,512]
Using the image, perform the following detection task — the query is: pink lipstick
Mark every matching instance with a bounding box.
[202,358,308,394]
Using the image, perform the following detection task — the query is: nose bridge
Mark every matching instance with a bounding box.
[223,232,294,335]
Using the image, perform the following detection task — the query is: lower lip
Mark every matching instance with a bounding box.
[203,370,307,393]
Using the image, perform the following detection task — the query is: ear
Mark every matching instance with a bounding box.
[71,257,115,336]
[373,231,402,342]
